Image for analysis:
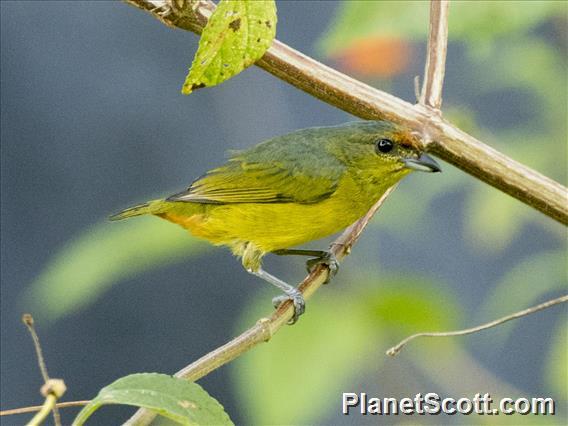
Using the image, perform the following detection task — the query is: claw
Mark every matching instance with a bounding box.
[306,251,339,284]
[271,289,305,324]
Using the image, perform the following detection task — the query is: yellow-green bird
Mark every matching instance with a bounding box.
[111,121,440,323]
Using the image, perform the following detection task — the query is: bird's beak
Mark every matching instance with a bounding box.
[403,153,441,173]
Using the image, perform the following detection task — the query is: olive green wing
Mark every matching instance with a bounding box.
[167,152,344,205]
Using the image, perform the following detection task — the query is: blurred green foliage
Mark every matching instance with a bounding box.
[232,275,459,425]
[479,250,567,336]
[318,1,565,55]
[233,277,565,424]
[25,218,208,322]
[232,290,381,425]
[546,322,567,402]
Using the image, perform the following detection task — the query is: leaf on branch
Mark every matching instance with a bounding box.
[181,0,276,95]
[73,373,234,426]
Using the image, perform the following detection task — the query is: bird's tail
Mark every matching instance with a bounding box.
[109,199,166,221]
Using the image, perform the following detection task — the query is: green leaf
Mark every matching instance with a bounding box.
[182,0,276,94]
[24,217,209,322]
[232,289,382,425]
[73,373,233,426]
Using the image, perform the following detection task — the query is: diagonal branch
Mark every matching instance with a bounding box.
[125,0,568,225]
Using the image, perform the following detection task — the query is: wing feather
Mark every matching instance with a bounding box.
[168,150,343,205]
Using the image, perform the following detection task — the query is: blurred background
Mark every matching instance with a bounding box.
[1,1,566,424]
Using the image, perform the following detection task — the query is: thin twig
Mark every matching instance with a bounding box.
[420,0,450,110]
[386,294,568,357]
[22,315,62,426]
[124,0,568,225]
[0,401,90,417]
[124,187,398,426]
[22,315,50,384]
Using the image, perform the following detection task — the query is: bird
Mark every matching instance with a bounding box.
[110,120,441,323]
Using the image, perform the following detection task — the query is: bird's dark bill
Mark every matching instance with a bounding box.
[403,153,441,173]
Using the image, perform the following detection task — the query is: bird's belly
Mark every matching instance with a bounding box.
[159,173,394,253]
[192,196,369,252]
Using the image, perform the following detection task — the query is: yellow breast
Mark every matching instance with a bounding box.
[163,173,395,254]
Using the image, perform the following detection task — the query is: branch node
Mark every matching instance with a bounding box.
[41,379,67,399]
[385,347,400,357]
[256,317,272,342]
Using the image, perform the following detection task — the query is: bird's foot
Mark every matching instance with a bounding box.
[306,251,339,284]
[272,288,305,325]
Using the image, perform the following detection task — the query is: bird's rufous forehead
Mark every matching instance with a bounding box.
[389,127,423,149]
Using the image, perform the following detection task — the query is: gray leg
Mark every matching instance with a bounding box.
[251,268,305,324]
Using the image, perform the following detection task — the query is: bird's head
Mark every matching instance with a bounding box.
[327,121,441,182]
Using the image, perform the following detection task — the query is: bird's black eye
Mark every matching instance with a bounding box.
[376,138,394,154]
